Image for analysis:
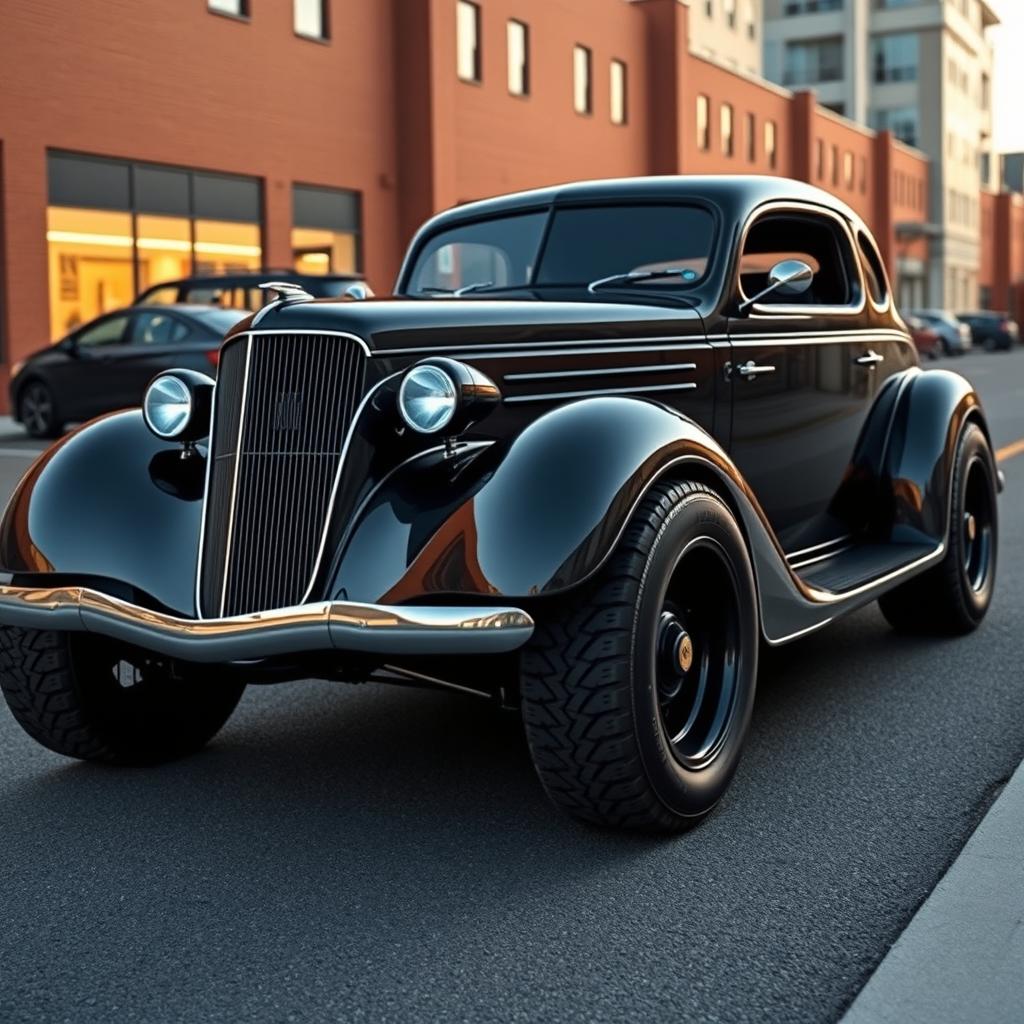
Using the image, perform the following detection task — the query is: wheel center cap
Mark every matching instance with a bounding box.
[677,632,694,673]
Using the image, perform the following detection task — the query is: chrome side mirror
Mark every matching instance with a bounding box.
[738,259,814,313]
[344,282,374,301]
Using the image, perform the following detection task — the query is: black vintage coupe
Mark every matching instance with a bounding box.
[0,177,1001,833]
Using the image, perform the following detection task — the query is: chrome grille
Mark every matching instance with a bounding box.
[198,333,366,618]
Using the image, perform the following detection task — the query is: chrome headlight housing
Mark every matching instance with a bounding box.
[398,364,458,434]
[143,369,215,443]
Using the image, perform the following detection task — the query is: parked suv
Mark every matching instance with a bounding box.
[956,311,1020,351]
[909,309,972,355]
[136,270,363,311]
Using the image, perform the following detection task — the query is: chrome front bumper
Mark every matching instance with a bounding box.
[0,586,534,663]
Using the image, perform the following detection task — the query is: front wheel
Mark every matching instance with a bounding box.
[0,628,245,763]
[521,481,759,833]
[18,380,63,439]
[878,422,997,635]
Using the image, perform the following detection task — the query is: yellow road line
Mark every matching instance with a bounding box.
[996,438,1024,464]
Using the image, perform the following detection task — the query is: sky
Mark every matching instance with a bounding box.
[989,0,1024,153]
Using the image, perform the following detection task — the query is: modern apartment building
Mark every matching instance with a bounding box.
[687,0,764,75]
[763,0,1000,309]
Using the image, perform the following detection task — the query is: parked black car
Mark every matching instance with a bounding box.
[135,270,364,311]
[956,311,1020,351]
[9,305,246,438]
[0,177,1000,834]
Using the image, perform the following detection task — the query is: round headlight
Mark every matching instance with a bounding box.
[144,374,193,439]
[398,364,458,434]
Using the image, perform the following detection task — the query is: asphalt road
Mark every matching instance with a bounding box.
[1,350,1022,1024]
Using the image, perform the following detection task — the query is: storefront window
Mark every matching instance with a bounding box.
[46,207,134,338]
[291,184,361,276]
[46,153,262,340]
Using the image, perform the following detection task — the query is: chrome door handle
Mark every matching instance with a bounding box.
[855,350,884,367]
[735,360,777,379]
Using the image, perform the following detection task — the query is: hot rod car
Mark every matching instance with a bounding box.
[0,177,1000,833]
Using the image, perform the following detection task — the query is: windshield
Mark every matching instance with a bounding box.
[405,204,714,295]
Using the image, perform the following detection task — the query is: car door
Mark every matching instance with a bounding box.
[113,311,214,404]
[726,205,894,555]
[50,312,133,421]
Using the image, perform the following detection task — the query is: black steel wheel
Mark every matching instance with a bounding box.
[18,380,62,439]
[879,422,997,635]
[521,481,759,833]
[0,628,245,763]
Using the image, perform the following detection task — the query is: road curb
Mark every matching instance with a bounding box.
[841,756,1024,1024]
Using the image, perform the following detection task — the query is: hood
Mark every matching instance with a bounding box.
[226,295,705,355]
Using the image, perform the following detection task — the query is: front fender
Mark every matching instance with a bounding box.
[333,397,737,603]
[0,412,204,616]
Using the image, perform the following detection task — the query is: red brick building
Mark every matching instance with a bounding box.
[0,0,991,412]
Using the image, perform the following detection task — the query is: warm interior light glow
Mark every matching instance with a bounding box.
[301,252,331,265]
[47,230,260,258]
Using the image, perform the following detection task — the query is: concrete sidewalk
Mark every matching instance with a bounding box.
[842,757,1024,1024]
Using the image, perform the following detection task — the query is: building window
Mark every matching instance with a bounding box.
[705,0,713,16]
[746,1,757,39]
[783,37,843,85]
[292,184,361,276]
[765,120,777,169]
[507,20,529,96]
[784,0,842,13]
[816,138,825,179]
[831,144,839,186]
[858,155,867,193]
[610,60,628,125]
[871,106,919,148]
[294,0,328,40]
[746,113,756,161]
[843,151,854,189]
[574,45,593,115]
[697,95,710,151]
[208,0,247,16]
[724,0,737,28]
[872,33,918,83]
[45,153,261,340]
[457,1,481,82]
[721,103,734,157]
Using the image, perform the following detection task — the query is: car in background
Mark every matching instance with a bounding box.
[9,305,246,438]
[909,309,972,355]
[956,311,1020,351]
[904,314,941,360]
[135,270,363,311]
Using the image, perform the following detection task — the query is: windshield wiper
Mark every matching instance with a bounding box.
[587,269,695,294]
[417,281,496,297]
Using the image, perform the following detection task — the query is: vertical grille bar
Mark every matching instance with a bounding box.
[197,332,366,618]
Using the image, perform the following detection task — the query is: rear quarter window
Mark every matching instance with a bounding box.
[857,231,889,307]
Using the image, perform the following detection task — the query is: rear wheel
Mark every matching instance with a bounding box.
[18,380,63,439]
[878,422,997,635]
[0,628,244,763]
[520,481,759,833]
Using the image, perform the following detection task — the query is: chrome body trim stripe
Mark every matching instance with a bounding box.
[785,533,854,561]
[218,337,253,617]
[504,362,697,382]
[788,543,854,571]
[0,587,534,661]
[504,381,698,404]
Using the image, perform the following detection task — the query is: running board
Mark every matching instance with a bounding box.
[794,542,937,596]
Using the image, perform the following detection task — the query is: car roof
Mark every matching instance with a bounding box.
[144,272,360,287]
[421,175,862,231]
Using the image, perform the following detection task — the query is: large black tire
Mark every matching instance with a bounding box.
[0,628,245,763]
[18,379,63,439]
[878,422,997,635]
[521,481,759,833]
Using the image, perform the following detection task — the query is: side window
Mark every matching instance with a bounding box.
[739,212,858,308]
[131,312,190,345]
[857,231,889,306]
[75,314,130,348]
